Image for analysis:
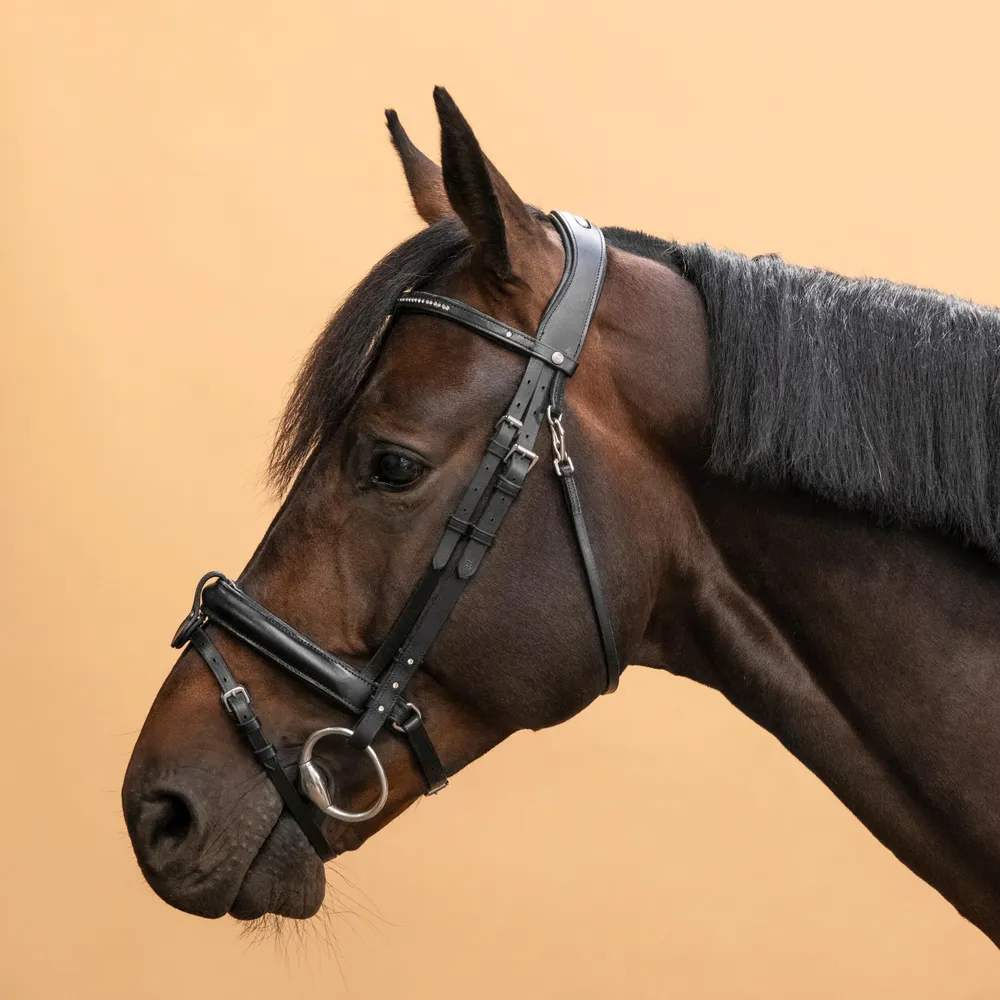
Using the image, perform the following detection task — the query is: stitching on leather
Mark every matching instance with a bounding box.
[577,227,606,356]
[212,583,370,686]
[536,213,577,335]
[401,295,536,352]
[213,620,372,712]
[456,305,533,347]
[539,214,605,361]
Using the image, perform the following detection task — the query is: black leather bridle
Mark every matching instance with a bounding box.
[170,211,620,860]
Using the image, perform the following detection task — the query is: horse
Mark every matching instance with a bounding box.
[122,87,1000,948]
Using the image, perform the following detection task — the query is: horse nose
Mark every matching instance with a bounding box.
[124,776,203,879]
[132,786,198,866]
[122,769,240,917]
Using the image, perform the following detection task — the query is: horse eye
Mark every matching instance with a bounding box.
[371,452,423,489]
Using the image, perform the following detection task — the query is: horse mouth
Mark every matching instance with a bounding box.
[228,811,327,920]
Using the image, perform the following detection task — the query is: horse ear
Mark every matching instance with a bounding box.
[385,109,453,225]
[433,86,543,283]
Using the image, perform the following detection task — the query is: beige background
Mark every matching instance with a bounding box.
[4,1,1000,997]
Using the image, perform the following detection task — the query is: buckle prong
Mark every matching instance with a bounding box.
[495,413,523,432]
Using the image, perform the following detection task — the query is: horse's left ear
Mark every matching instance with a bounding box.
[385,109,453,225]
[433,86,546,283]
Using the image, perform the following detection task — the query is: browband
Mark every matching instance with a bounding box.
[394,294,580,375]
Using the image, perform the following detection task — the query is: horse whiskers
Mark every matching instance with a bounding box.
[234,867,391,982]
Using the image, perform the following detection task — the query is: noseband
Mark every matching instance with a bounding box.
[171,212,620,860]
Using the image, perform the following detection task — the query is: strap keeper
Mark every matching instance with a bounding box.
[446,514,473,535]
[391,701,424,735]
[550,355,578,376]
[496,474,523,499]
[250,738,280,770]
[467,524,495,546]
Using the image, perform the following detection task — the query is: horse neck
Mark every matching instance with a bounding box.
[617,259,1000,943]
[662,473,1000,943]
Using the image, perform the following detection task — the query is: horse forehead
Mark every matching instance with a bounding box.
[363,313,522,416]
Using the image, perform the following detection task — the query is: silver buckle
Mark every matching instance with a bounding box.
[495,413,523,432]
[503,443,539,472]
[221,685,250,714]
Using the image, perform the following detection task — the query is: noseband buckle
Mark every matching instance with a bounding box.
[221,685,251,715]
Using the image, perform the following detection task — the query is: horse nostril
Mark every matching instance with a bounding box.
[144,791,195,851]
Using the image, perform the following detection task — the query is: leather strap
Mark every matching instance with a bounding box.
[189,627,335,860]
[556,465,621,692]
[537,213,607,363]
[196,580,449,790]
[201,579,376,715]
[396,294,579,375]
[394,705,449,793]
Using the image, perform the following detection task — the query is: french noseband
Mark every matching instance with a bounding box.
[171,212,620,860]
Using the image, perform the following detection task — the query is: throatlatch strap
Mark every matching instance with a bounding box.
[189,628,334,860]
[557,466,620,692]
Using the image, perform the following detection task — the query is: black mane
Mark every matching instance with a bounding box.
[269,218,470,488]
[606,227,1000,558]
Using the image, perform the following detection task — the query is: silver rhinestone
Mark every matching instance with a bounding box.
[392,681,399,690]
[552,351,565,365]
[407,658,414,665]
[378,705,385,712]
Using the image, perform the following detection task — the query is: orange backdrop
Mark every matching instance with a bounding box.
[4,2,1000,997]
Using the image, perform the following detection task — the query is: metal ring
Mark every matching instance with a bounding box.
[170,570,226,649]
[298,727,389,823]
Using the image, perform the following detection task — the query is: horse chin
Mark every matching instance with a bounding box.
[228,813,327,920]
